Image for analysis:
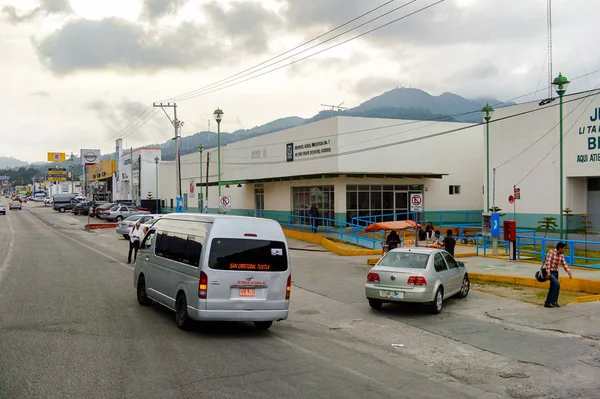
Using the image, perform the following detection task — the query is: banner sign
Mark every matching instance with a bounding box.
[47,152,66,162]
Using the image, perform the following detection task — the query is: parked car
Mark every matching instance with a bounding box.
[141,215,162,231]
[44,197,53,206]
[9,201,22,210]
[102,205,149,222]
[0,203,6,215]
[90,202,112,218]
[365,248,470,314]
[116,214,161,239]
[72,201,92,215]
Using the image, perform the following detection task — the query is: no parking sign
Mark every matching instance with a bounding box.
[219,196,231,211]
[410,193,423,212]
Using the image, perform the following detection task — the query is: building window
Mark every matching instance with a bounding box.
[291,186,335,226]
[346,184,422,223]
[589,178,600,191]
[449,185,461,195]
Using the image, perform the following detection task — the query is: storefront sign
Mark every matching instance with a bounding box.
[575,107,600,164]
[80,149,100,166]
[47,152,66,162]
[88,159,116,182]
[291,140,332,159]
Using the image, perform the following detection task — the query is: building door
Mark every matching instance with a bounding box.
[254,187,264,217]
[588,178,600,233]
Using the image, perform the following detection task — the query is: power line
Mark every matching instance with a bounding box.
[98,106,154,149]
[163,0,400,102]
[515,89,600,186]
[173,1,444,102]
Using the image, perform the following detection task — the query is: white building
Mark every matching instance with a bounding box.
[160,116,483,224]
[115,144,162,205]
[484,88,600,232]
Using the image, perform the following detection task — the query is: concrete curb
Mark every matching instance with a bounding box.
[85,223,117,230]
[282,229,380,256]
[469,273,600,294]
[573,294,600,303]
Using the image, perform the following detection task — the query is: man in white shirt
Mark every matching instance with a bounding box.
[128,221,144,264]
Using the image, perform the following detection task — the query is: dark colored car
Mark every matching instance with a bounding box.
[72,201,91,215]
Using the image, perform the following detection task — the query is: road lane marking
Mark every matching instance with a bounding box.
[26,210,134,271]
[0,211,16,284]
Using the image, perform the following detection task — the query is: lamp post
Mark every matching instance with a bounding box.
[552,72,569,239]
[154,157,159,213]
[213,108,224,200]
[482,104,495,212]
[198,144,204,212]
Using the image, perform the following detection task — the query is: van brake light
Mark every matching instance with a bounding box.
[198,272,208,299]
[286,275,291,300]
[244,233,257,237]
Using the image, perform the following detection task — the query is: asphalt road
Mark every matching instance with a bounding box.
[1,203,599,399]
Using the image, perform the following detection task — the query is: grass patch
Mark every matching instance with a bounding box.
[470,278,592,307]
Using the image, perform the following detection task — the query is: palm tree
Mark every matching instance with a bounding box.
[578,215,596,263]
[537,217,557,238]
[563,208,574,240]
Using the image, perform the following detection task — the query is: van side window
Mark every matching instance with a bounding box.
[154,231,203,267]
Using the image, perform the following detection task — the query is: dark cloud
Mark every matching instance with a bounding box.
[352,77,398,97]
[140,0,182,21]
[280,0,548,49]
[202,1,282,54]
[2,0,71,24]
[33,18,228,74]
[29,91,51,97]
[88,99,158,142]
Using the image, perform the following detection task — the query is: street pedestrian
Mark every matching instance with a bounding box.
[441,229,456,257]
[543,242,573,308]
[386,230,400,250]
[308,203,319,233]
[128,221,144,264]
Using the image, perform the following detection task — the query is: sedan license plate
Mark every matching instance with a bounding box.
[239,288,255,297]
[379,290,404,299]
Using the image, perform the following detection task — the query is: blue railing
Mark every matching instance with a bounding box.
[247,210,382,249]
[475,232,600,269]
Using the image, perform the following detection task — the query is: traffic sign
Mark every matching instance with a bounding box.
[491,213,500,237]
[219,196,232,211]
[409,193,423,212]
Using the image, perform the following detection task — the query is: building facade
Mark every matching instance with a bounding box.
[162,116,483,223]
[484,89,600,231]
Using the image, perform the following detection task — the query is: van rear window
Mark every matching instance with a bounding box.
[208,238,288,272]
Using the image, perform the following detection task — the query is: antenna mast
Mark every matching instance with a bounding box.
[321,102,349,118]
[547,0,553,98]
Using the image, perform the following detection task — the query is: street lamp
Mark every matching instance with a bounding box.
[213,108,224,200]
[482,103,495,212]
[552,72,569,239]
[198,144,204,212]
[154,157,159,213]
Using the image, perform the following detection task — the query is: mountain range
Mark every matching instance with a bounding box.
[4,87,513,169]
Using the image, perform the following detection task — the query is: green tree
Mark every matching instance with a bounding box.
[537,216,558,238]
[563,208,574,240]
[578,215,596,263]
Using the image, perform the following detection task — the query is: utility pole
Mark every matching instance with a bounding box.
[130,148,134,202]
[153,102,184,207]
[206,151,210,211]
[138,154,142,202]
[70,152,74,193]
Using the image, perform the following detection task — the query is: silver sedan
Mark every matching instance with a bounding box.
[365,248,470,314]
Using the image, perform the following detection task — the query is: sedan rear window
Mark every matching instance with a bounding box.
[377,252,429,269]
[208,238,288,272]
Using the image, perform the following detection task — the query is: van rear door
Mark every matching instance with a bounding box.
[205,237,289,311]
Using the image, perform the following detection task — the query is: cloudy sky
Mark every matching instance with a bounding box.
[2,0,599,163]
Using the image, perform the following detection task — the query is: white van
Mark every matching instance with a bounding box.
[134,213,291,330]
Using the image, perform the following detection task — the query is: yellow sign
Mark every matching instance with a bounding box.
[48,177,67,181]
[47,152,66,162]
[88,159,116,182]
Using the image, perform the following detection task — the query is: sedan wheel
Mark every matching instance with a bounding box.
[368,298,383,310]
[457,275,470,299]
[116,216,123,222]
[429,288,443,314]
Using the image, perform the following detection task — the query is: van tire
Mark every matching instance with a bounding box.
[59,207,65,213]
[254,321,273,330]
[175,293,191,330]
[137,276,152,306]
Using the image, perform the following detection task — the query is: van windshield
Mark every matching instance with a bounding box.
[208,238,288,272]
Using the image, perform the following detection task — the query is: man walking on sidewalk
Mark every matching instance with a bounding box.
[543,242,573,308]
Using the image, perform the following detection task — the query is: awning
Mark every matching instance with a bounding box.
[364,220,421,232]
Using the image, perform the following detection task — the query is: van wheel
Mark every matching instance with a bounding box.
[429,287,444,314]
[175,293,191,330]
[59,207,65,213]
[254,321,273,330]
[137,276,152,306]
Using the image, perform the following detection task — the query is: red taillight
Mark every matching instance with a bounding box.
[198,272,208,299]
[286,275,291,300]
[367,272,380,283]
[407,276,427,286]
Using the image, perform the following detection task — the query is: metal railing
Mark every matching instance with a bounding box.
[475,232,600,269]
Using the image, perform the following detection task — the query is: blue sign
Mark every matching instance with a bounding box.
[176,196,184,213]
[491,213,500,237]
